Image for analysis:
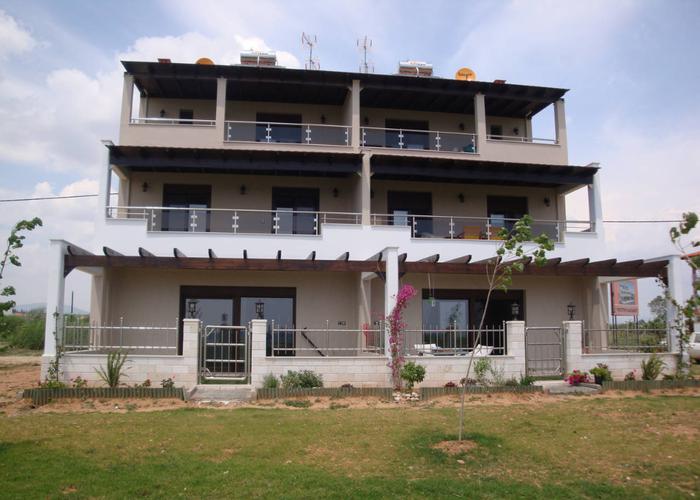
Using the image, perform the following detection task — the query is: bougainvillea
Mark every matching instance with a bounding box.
[566,370,590,386]
[387,284,417,389]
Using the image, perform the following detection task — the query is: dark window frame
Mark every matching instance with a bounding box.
[162,184,212,232]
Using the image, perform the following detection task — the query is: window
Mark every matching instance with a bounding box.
[489,124,503,139]
[487,196,528,235]
[162,184,211,232]
[385,119,429,150]
[256,113,302,143]
[387,191,433,236]
[271,187,320,235]
[178,109,194,124]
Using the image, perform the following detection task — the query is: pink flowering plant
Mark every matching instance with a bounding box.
[567,370,590,386]
[387,284,417,390]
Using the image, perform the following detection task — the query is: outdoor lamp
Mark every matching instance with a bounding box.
[511,302,520,320]
[187,300,198,318]
[255,300,265,319]
[567,302,576,320]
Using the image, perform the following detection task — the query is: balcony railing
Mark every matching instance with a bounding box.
[371,214,593,241]
[270,321,384,357]
[361,127,477,153]
[106,206,361,235]
[486,134,557,145]
[404,324,507,356]
[130,117,216,127]
[224,121,351,146]
[583,327,669,354]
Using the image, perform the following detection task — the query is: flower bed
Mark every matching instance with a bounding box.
[22,387,185,406]
[255,387,394,401]
[601,379,700,392]
[419,385,543,401]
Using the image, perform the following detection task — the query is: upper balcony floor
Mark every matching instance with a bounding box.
[118,61,569,166]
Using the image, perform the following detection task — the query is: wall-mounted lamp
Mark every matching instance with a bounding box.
[320,114,327,124]
[363,116,369,125]
[457,193,465,203]
[511,302,521,320]
[255,300,265,319]
[458,122,465,131]
[187,300,198,319]
[332,187,339,198]
[567,302,576,321]
[142,182,149,192]
[159,109,166,118]
[544,197,551,207]
[513,127,520,136]
[240,185,247,195]
[370,189,374,199]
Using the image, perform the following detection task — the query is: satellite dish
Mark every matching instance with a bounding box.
[455,67,476,81]
[196,57,214,65]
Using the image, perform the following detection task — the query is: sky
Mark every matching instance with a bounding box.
[0,0,698,315]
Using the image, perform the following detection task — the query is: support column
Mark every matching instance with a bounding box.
[554,98,568,150]
[97,141,113,229]
[43,240,67,358]
[249,319,268,388]
[524,116,533,140]
[181,318,200,388]
[666,255,692,356]
[587,168,603,233]
[474,93,487,155]
[215,77,227,141]
[119,74,134,128]
[350,79,361,148]
[360,153,372,224]
[383,247,399,357]
[563,320,584,374]
[505,321,526,375]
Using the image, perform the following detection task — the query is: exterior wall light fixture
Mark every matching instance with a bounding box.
[255,300,265,319]
[457,193,465,203]
[567,302,576,320]
[142,182,149,192]
[240,185,247,195]
[187,300,198,318]
[511,302,520,320]
[332,187,339,198]
[544,197,551,207]
[159,109,166,118]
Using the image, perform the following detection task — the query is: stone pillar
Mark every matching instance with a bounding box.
[554,98,568,150]
[215,77,227,141]
[249,319,268,388]
[43,240,67,360]
[474,93,487,155]
[563,320,584,374]
[181,318,200,388]
[506,321,526,376]
[587,168,603,233]
[120,73,134,128]
[360,153,372,224]
[383,247,399,358]
[666,255,692,356]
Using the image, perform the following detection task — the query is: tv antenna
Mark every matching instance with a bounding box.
[357,35,374,73]
[301,32,319,70]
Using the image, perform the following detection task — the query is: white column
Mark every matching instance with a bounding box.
[474,93,487,155]
[563,320,584,374]
[383,247,399,357]
[666,255,692,355]
[181,318,200,388]
[120,74,134,128]
[524,116,533,140]
[249,319,268,388]
[554,98,568,150]
[360,153,371,224]
[215,77,227,141]
[587,168,603,233]
[350,79,361,148]
[505,321,526,375]
[97,141,113,229]
[43,240,67,357]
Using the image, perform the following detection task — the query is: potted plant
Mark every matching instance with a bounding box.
[589,363,612,385]
[566,370,590,386]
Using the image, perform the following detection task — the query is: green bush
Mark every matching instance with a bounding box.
[0,312,44,350]
[280,370,323,389]
[400,361,426,390]
[284,399,311,408]
[519,374,536,386]
[589,363,612,383]
[474,358,491,385]
[262,373,279,389]
[641,354,665,381]
[504,377,519,386]
[95,350,129,388]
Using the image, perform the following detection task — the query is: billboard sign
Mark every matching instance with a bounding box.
[610,279,639,316]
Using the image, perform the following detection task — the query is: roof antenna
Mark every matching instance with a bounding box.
[301,32,320,70]
[357,35,374,73]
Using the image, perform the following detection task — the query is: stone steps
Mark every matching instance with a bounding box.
[187,384,255,402]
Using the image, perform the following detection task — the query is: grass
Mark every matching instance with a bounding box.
[0,396,698,498]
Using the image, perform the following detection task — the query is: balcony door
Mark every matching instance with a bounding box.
[162,184,211,232]
[387,191,433,237]
[486,196,528,235]
[256,113,302,144]
[385,119,429,150]
[272,187,319,235]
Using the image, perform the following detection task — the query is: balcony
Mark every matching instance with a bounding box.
[106,206,361,235]
[360,127,476,154]
[224,121,351,147]
[370,214,593,242]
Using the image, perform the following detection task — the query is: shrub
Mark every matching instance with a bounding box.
[474,358,491,385]
[444,381,457,388]
[400,361,426,390]
[160,377,175,388]
[284,399,311,408]
[567,370,590,385]
[134,379,151,388]
[340,383,354,389]
[519,374,536,386]
[281,370,323,389]
[488,364,505,386]
[590,363,612,383]
[71,376,87,389]
[624,370,636,381]
[0,312,44,350]
[262,373,279,389]
[641,354,665,380]
[504,377,519,387]
[95,350,129,388]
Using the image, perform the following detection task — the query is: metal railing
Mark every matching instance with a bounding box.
[270,321,385,357]
[106,206,361,235]
[62,316,179,355]
[583,327,669,354]
[486,134,557,145]
[224,121,351,146]
[403,324,507,356]
[201,324,249,380]
[361,126,477,153]
[130,117,216,127]
[370,214,593,241]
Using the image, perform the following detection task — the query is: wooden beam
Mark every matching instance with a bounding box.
[446,255,472,264]
[307,251,316,261]
[398,253,408,263]
[337,251,350,261]
[208,249,217,259]
[471,256,500,266]
[419,254,440,263]
[174,248,186,258]
[65,255,384,273]
[138,247,155,257]
[243,249,248,259]
[103,246,123,257]
[67,245,93,256]
[277,250,282,260]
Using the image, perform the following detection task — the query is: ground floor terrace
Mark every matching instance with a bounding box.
[42,243,689,389]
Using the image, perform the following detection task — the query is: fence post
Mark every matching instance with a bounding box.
[505,321,526,377]
[181,318,200,389]
[249,319,268,388]
[563,321,584,375]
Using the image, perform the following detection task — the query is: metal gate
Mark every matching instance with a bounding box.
[525,326,564,377]
[200,324,250,382]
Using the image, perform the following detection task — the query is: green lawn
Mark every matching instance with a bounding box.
[0,395,699,498]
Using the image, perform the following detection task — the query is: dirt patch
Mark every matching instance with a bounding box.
[0,357,41,404]
[432,439,478,456]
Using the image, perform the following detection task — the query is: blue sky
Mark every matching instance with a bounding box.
[0,0,698,311]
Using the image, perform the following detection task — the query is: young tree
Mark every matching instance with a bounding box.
[458,215,554,440]
[667,212,699,376]
[0,218,43,316]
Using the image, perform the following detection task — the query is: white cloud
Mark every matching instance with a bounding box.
[0,10,36,59]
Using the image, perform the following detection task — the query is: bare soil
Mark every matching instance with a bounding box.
[432,439,478,455]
